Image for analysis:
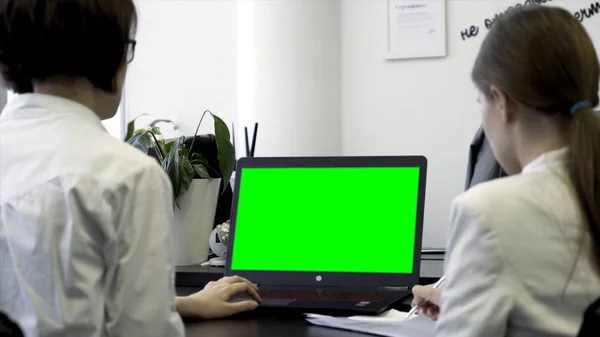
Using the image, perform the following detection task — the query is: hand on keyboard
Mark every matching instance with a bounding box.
[177,276,262,319]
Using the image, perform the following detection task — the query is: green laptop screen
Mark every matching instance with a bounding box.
[230,166,420,274]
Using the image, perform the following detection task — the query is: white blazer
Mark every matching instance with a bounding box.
[436,148,600,337]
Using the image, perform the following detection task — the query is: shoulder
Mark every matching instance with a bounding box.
[79,132,170,186]
[454,169,567,221]
[449,167,578,253]
[44,130,175,205]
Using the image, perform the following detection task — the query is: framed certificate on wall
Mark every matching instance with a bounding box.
[387,0,447,60]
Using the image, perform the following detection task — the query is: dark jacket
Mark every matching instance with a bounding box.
[465,127,507,190]
[578,297,600,336]
[0,312,23,337]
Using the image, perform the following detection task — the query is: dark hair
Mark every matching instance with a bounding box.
[472,6,600,264]
[0,0,137,94]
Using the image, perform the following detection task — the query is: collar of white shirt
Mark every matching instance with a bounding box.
[522,147,568,174]
[0,93,106,132]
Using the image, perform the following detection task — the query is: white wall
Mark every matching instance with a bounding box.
[238,0,342,157]
[125,0,238,140]
[341,0,600,248]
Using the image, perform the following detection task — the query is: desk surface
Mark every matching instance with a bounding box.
[185,307,420,337]
[184,315,375,337]
[179,257,443,337]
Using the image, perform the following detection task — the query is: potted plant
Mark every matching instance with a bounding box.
[125,110,235,266]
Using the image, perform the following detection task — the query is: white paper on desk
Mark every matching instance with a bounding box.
[306,312,434,337]
[348,309,409,322]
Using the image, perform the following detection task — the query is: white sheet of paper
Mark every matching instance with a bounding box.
[348,309,410,322]
[305,309,408,322]
[306,314,435,337]
[387,0,447,59]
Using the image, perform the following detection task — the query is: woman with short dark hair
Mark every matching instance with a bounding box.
[0,1,259,336]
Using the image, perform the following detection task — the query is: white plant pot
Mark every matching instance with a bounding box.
[172,178,221,266]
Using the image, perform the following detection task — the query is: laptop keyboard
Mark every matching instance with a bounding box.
[244,289,389,302]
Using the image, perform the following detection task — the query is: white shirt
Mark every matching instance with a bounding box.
[0,94,185,337]
[436,148,600,337]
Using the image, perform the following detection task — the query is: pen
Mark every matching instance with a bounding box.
[404,275,446,321]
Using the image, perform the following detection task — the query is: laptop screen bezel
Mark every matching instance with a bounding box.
[224,156,427,288]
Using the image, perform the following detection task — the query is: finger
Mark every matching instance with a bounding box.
[420,302,437,311]
[418,307,434,319]
[413,286,442,306]
[412,285,435,300]
[242,285,262,303]
[226,300,259,315]
[423,305,439,317]
[225,283,262,302]
[221,276,259,291]
[412,296,430,309]
[427,307,439,321]
[236,276,260,292]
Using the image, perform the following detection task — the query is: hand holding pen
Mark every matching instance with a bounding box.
[405,275,445,321]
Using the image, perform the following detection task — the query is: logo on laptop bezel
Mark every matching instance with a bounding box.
[316,275,322,282]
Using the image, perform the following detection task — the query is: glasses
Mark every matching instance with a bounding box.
[126,39,137,63]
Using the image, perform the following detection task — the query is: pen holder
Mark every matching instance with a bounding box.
[209,220,230,258]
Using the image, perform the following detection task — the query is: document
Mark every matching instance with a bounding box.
[306,310,435,337]
[348,309,409,322]
[387,0,447,59]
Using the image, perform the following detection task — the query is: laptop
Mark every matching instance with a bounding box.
[224,156,427,315]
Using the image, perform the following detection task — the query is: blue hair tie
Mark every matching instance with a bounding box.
[570,101,592,116]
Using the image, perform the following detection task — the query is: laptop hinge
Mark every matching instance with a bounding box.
[378,286,410,291]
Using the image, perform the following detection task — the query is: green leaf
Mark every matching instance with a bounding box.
[190,152,209,163]
[192,163,210,178]
[126,131,154,154]
[125,114,149,141]
[155,137,168,161]
[125,111,235,208]
[179,155,195,202]
[126,121,135,142]
[191,158,220,178]
[162,137,195,209]
[163,137,182,209]
[151,126,162,136]
[164,140,176,153]
[209,112,236,193]
[190,152,219,176]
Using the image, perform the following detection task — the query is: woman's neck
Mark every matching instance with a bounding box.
[33,78,98,116]
[515,114,570,170]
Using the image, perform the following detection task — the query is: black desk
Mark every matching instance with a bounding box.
[184,314,382,337]
[179,254,444,336]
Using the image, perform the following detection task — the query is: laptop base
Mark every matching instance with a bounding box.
[231,286,410,316]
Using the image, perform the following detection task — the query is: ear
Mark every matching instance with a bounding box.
[489,85,516,123]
